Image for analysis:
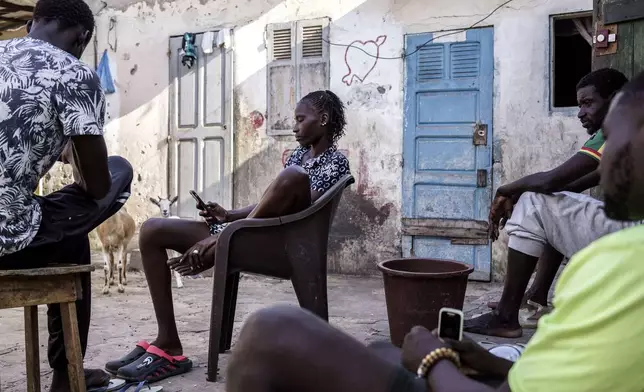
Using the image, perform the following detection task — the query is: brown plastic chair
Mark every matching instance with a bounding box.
[206,174,355,381]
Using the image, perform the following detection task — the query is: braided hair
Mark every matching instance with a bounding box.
[33,0,95,39]
[300,90,347,144]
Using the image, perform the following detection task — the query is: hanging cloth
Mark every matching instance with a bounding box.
[180,33,197,69]
[97,49,116,94]
[201,31,215,54]
[216,29,231,48]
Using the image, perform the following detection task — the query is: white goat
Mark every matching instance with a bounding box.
[96,208,136,294]
[149,196,185,288]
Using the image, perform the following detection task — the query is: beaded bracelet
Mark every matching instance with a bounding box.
[416,347,461,379]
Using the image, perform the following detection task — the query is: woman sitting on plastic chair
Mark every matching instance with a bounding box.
[105,90,352,383]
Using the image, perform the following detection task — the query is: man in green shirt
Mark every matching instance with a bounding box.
[467,68,633,338]
[224,70,644,392]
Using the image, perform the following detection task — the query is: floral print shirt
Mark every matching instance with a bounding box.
[284,144,350,193]
[0,37,105,256]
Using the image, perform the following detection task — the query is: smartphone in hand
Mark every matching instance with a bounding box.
[189,190,206,210]
[438,307,464,341]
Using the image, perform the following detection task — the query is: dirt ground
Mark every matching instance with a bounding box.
[0,257,534,392]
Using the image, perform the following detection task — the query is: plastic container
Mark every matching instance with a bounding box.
[378,258,473,347]
[489,344,526,362]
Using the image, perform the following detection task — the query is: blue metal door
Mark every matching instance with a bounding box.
[402,28,494,281]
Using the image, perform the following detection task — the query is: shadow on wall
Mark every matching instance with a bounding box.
[49,0,402,273]
[221,0,403,274]
[228,104,400,275]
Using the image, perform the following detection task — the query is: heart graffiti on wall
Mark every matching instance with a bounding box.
[341,35,388,86]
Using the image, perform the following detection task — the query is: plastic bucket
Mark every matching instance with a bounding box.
[377,258,473,347]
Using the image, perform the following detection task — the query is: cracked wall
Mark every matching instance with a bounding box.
[42,0,593,276]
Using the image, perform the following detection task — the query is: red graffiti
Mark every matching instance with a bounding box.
[342,35,387,86]
[249,110,264,129]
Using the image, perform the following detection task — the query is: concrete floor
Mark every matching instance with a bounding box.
[0,260,533,392]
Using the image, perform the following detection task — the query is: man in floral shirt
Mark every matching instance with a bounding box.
[0,0,132,390]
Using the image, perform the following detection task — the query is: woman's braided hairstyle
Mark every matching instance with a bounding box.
[300,90,347,144]
[33,0,95,38]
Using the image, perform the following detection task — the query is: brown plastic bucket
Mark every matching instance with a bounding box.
[377,258,473,347]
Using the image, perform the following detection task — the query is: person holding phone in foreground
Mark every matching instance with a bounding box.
[223,72,644,392]
[105,90,351,382]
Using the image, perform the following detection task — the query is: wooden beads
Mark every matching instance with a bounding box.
[416,347,461,379]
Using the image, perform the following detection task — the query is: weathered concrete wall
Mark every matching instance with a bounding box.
[43,0,593,276]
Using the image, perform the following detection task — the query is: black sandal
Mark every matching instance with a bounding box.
[463,312,523,338]
[105,341,150,375]
[116,345,193,382]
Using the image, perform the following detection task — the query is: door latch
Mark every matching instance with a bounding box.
[473,123,487,146]
[477,169,487,188]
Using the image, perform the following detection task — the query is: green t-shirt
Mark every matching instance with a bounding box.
[509,224,644,391]
[579,129,605,162]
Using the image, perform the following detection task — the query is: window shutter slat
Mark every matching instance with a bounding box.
[266,23,296,135]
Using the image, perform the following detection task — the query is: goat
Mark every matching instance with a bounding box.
[149,196,186,288]
[96,207,136,294]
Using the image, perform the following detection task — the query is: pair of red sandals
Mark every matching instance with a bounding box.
[105,341,193,383]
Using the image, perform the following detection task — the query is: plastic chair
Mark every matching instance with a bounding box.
[206,174,355,381]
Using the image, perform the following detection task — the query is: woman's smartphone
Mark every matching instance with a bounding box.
[189,190,206,210]
[438,307,464,341]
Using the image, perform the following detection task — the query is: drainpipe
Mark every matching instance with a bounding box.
[93,27,99,69]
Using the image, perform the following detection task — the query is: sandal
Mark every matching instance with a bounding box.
[463,312,523,338]
[116,345,193,383]
[106,341,151,375]
[119,381,163,392]
[519,300,552,329]
[88,378,127,392]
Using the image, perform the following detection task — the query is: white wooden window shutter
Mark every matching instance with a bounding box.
[267,23,296,135]
[296,18,330,99]
[266,18,330,136]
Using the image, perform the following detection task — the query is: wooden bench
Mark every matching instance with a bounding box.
[0,265,94,392]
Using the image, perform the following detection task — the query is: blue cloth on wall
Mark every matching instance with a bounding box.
[97,49,116,94]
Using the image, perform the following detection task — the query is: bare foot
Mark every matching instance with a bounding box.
[464,312,522,338]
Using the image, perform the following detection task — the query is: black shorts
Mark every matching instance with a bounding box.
[0,156,133,269]
[388,367,426,392]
